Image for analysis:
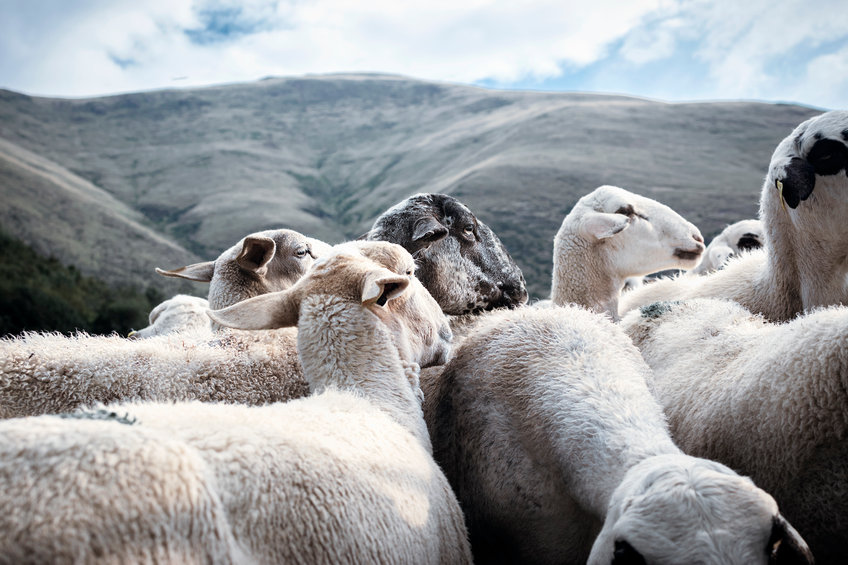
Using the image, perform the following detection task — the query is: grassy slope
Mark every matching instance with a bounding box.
[0,137,200,297]
[0,75,822,299]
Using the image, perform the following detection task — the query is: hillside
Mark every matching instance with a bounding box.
[0,137,198,296]
[0,230,167,336]
[0,74,822,299]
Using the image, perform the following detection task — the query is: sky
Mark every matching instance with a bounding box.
[1,0,847,109]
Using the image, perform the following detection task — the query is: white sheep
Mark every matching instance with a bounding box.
[0,243,471,564]
[156,226,332,311]
[689,218,764,275]
[128,294,211,338]
[619,110,848,321]
[0,241,449,418]
[152,227,332,333]
[425,306,812,565]
[549,184,704,319]
[622,297,848,563]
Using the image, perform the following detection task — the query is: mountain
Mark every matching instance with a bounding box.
[0,136,198,296]
[0,74,822,299]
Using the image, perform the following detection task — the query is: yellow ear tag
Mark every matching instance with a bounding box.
[776,179,787,213]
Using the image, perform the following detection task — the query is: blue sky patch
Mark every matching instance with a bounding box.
[109,53,139,70]
[184,6,270,45]
[475,37,714,103]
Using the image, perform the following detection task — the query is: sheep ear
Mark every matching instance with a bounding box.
[361,271,410,307]
[207,290,300,330]
[410,216,449,252]
[581,211,631,240]
[768,514,814,565]
[237,236,276,276]
[778,157,816,209]
[155,262,215,283]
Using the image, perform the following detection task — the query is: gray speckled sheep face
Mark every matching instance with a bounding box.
[366,193,528,315]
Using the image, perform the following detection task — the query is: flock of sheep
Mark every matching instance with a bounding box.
[0,110,846,564]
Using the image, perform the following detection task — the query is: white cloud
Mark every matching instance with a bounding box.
[619,17,685,65]
[0,0,845,108]
[797,45,848,109]
[0,0,666,96]
[679,0,848,104]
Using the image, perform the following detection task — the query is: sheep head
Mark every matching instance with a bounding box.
[560,185,705,278]
[156,228,332,310]
[365,193,528,315]
[588,454,813,565]
[209,241,452,369]
[767,110,848,211]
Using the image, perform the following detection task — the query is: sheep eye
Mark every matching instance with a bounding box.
[615,205,636,217]
[295,248,308,258]
[463,224,475,236]
[405,269,413,276]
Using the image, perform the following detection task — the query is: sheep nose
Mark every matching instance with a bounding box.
[673,239,705,261]
[500,281,528,307]
[693,233,704,244]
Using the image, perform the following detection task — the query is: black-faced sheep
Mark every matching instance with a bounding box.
[365,193,528,315]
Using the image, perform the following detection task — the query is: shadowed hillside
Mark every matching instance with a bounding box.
[0,230,169,336]
[0,74,822,299]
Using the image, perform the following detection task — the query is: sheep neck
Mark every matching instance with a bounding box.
[296,295,430,447]
[762,179,848,319]
[551,233,622,320]
[563,408,680,518]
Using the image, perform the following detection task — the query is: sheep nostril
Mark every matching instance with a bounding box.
[693,233,704,244]
[674,245,704,261]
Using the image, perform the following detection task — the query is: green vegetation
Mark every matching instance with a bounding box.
[0,230,165,337]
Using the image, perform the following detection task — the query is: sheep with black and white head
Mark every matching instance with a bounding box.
[689,219,764,275]
[620,110,848,321]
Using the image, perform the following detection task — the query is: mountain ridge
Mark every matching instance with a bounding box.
[0,74,822,298]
